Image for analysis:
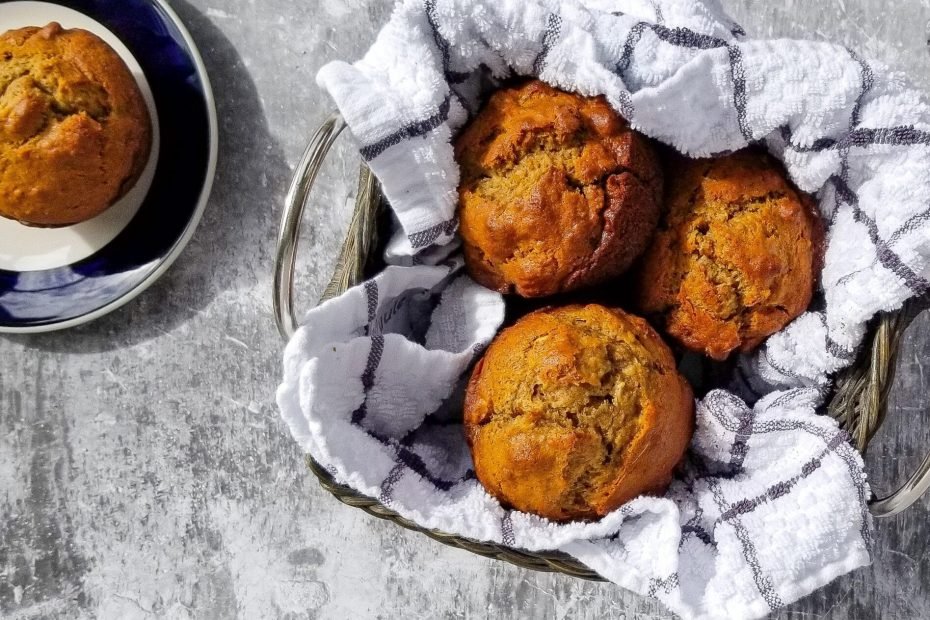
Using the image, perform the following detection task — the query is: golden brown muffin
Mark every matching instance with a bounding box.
[455,80,663,298]
[0,23,152,226]
[464,304,694,522]
[634,150,823,361]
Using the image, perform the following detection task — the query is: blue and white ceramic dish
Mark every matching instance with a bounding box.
[0,0,217,333]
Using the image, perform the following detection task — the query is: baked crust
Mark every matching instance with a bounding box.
[0,23,152,226]
[635,150,824,360]
[455,80,663,298]
[464,304,694,522]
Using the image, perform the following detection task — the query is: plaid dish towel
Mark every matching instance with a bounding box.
[279,0,930,617]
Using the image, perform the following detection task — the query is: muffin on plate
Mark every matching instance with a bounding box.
[455,80,663,298]
[634,150,823,361]
[464,304,694,522]
[0,22,152,226]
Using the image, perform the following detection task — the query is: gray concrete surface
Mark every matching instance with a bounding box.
[3,0,930,618]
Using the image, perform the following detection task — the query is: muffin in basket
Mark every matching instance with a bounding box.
[0,23,152,226]
[455,80,663,298]
[464,304,694,522]
[634,150,824,361]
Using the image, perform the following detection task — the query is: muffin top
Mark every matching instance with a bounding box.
[635,150,823,361]
[455,80,663,298]
[464,304,694,522]
[0,23,152,226]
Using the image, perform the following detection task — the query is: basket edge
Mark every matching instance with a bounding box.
[303,162,919,579]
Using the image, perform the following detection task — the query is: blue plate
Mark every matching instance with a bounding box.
[0,0,217,333]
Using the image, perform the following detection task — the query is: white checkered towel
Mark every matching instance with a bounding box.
[279,0,930,617]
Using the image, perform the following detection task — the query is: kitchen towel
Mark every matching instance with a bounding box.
[279,0,930,617]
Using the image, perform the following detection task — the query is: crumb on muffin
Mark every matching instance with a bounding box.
[464,304,694,522]
[0,22,152,226]
[635,150,824,361]
[455,80,663,298]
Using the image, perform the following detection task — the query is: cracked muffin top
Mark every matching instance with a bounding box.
[634,150,824,361]
[455,79,663,298]
[0,23,152,226]
[464,304,694,522]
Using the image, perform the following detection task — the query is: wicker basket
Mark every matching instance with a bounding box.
[273,113,930,580]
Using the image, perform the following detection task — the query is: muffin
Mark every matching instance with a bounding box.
[0,23,152,226]
[455,80,663,298]
[634,150,823,361]
[464,304,694,522]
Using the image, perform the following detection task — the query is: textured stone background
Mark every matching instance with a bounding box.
[2,0,930,618]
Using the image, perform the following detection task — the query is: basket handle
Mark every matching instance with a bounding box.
[847,300,930,518]
[273,112,380,340]
[870,451,930,517]
[274,115,930,518]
